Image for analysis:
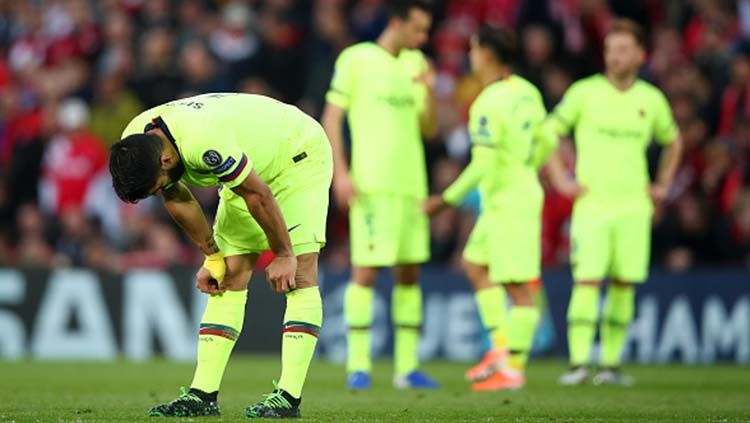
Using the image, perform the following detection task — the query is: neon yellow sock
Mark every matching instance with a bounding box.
[344,283,374,373]
[567,284,600,367]
[600,284,635,367]
[191,289,247,393]
[507,305,540,373]
[392,284,422,376]
[474,286,507,351]
[278,287,322,399]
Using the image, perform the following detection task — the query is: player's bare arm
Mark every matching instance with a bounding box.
[231,169,297,293]
[161,181,226,295]
[546,146,585,199]
[650,134,683,205]
[425,146,491,217]
[322,102,356,211]
[162,181,218,255]
[416,60,438,139]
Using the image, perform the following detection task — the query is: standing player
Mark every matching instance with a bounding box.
[547,20,683,386]
[109,93,332,418]
[321,0,438,390]
[425,25,557,391]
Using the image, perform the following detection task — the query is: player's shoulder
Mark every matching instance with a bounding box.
[399,48,425,62]
[338,42,379,61]
[567,74,605,94]
[121,107,159,139]
[479,75,540,101]
[473,83,500,109]
[511,75,544,97]
[634,79,668,100]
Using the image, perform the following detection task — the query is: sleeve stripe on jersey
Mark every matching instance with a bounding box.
[218,154,249,183]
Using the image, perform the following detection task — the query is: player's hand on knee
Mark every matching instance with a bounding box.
[265,255,298,293]
[196,252,227,295]
[195,266,225,295]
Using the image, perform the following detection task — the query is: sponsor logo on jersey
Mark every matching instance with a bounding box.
[213,156,236,174]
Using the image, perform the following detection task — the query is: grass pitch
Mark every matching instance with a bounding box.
[1,357,748,422]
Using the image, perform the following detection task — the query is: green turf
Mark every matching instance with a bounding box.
[0,357,748,422]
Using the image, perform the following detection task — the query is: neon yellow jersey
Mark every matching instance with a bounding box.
[551,74,678,203]
[326,42,428,198]
[444,75,549,210]
[121,93,321,197]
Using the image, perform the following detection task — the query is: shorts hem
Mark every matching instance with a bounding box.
[219,243,324,257]
[572,274,647,284]
[492,276,540,284]
[462,252,488,267]
[351,257,429,268]
[293,242,324,256]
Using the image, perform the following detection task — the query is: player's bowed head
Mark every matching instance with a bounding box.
[109,133,186,203]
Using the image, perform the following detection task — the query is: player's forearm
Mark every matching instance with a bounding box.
[420,90,438,139]
[656,136,683,188]
[322,104,351,177]
[243,186,294,257]
[532,123,560,169]
[546,148,571,191]
[442,148,489,205]
[162,185,218,255]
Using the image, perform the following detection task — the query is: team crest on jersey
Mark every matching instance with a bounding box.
[478,116,490,136]
[638,108,646,118]
[203,150,223,167]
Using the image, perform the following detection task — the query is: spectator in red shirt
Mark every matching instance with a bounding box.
[39,98,108,216]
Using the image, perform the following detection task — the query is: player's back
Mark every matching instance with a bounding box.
[122,93,321,187]
[472,75,546,209]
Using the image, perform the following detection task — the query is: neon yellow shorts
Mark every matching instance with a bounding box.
[214,127,333,257]
[463,205,541,284]
[349,194,430,267]
[570,200,652,283]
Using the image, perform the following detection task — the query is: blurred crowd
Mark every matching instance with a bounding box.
[0,0,749,274]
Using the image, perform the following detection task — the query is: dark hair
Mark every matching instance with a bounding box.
[387,0,432,20]
[109,133,164,203]
[607,18,647,49]
[476,25,518,66]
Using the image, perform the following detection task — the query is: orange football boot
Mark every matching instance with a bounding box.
[471,369,525,391]
[464,349,508,382]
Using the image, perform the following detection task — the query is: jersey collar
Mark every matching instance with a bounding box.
[144,116,180,153]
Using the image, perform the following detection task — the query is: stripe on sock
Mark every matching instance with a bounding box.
[283,320,321,338]
[568,319,596,326]
[199,323,239,341]
[348,325,371,331]
[394,324,422,330]
[603,318,629,328]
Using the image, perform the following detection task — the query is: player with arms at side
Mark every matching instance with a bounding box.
[321,0,439,390]
[425,25,557,391]
[547,20,683,386]
[110,93,332,418]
